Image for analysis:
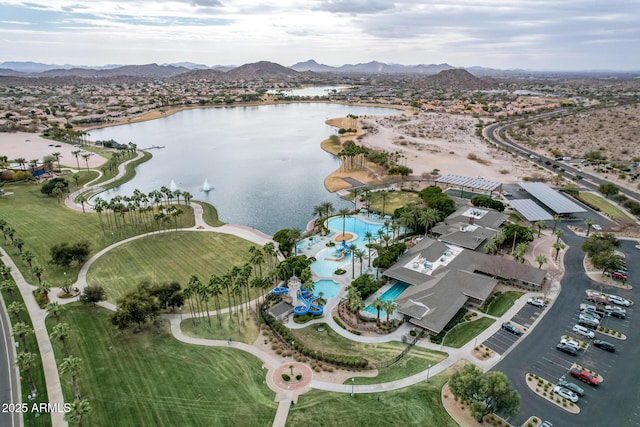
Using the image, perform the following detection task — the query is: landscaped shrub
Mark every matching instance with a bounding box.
[334,268,346,275]
[282,373,290,381]
[296,374,302,380]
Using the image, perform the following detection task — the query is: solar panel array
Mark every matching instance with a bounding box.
[508,199,553,221]
[518,182,586,214]
[435,174,502,191]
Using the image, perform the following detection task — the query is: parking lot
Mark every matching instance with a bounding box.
[483,304,544,355]
[528,290,632,409]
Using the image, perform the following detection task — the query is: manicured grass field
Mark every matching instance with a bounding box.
[288,369,457,427]
[579,192,631,222]
[198,201,224,227]
[45,304,277,427]
[485,291,524,317]
[291,323,446,369]
[442,317,495,349]
[181,312,260,344]
[86,231,264,307]
[349,346,447,385]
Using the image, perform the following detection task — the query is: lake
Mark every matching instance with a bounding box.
[89,103,400,235]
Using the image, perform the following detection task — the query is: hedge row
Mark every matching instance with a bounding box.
[261,307,368,369]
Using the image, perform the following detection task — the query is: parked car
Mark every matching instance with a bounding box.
[579,313,601,325]
[587,294,608,304]
[560,338,581,351]
[570,368,599,386]
[553,385,579,402]
[558,379,585,397]
[527,298,546,308]
[540,422,553,427]
[573,324,595,339]
[580,303,605,314]
[608,295,631,307]
[591,224,602,231]
[612,271,628,281]
[582,309,603,320]
[610,310,626,319]
[593,340,615,352]
[579,318,599,329]
[501,322,522,336]
[556,343,578,356]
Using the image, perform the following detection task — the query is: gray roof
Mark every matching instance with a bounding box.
[436,174,502,191]
[436,225,495,250]
[508,199,553,221]
[395,269,497,334]
[518,182,586,214]
[445,206,509,229]
[268,301,292,318]
[448,250,546,286]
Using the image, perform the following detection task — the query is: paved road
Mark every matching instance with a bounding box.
[493,226,640,426]
[484,115,640,203]
[0,292,20,427]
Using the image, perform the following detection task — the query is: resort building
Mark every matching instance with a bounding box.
[430,206,508,251]
[385,238,545,335]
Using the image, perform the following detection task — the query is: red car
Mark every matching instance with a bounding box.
[570,368,599,386]
[612,271,628,281]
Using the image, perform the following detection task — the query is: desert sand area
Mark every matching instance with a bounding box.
[356,112,546,184]
[0,132,106,168]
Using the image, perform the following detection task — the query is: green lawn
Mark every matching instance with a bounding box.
[485,291,524,317]
[45,304,277,427]
[181,312,260,344]
[442,317,495,348]
[93,150,153,187]
[290,323,446,371]
[0,264,51,427]
[197,201,224,227]
[288,369,457,427]
[365,190,421,216]
[86,231,264,307]
[348,346,447,385]
[579,192,631,222]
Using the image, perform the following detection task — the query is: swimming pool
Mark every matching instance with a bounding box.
[326,216,388,247]
[313,280,340,299]
[364,282,410,317]
[311,247,351,277]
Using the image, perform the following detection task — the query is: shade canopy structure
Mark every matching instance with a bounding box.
[517,182,586,214]
[436,174,502,192]
[508,199,554,221]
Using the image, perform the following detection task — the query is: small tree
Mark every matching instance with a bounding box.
[80,285,106,306]
[535,255,548,269]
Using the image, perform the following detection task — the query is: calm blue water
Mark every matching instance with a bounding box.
[311,247,352,277]
[89,103,399,234]
[326,216,388,247]
[364,282,410,317]
[313,280,340,299]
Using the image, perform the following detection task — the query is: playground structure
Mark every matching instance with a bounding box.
[324,240,350,261]
[271,276,324,316]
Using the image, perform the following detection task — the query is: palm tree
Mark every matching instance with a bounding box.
[59,355,82,400]
[263,242,277,271]
[51,323,72,357]
[51,152,62,170]
[8,301,24,322]
[47,301,63,323]
[289,228,302,256]
[349,243,358,278]
[71,150,81,170]
[511,242,528,264]
[208,275,223,326]
[338,208,351,238]
[380,191,389,216]
[383,300,397,325]
[81,153,91,172]
[12,237,25,254]
[14,157,26,171]
[535,221,546,237]
[221,272,234,322]
[0,279,16,303]
[552,241,566,261]
[355,248,366,276]
[12,321,33,352]
[364,231,373,267]
[65,398,91,427]
[535,255,548,269]
[0,264,11,280]
[36,281,51,298]
[15,351,37,397]
[555,229,564,243]
[585,218,595,236]
[31,265,44,285]
[418,208,440,237]
[371,297,384,323]
[552,215,561,233]
[20,250,35,268]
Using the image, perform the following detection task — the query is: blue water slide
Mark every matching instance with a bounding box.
[293,292,324,316]
[341,240,350,251]
[271,287,289,295]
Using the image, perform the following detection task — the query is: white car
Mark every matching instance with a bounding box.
[527,298,546,308]
[579,313,601,324]
[580,303,598,312]
[605,305,626,315]
[573,324,595,339]
[560,338,581,351]
[591,224,602,231]
[553,385,579,403]
[608,295,631,307]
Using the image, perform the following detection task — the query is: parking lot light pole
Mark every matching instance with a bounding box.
[426,364,431,382]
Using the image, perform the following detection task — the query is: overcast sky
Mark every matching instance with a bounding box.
[1,0,638,70]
